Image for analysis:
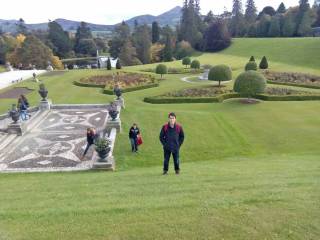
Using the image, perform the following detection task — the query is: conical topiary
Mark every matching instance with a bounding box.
[249,56,255,62]
[259,56,269,69]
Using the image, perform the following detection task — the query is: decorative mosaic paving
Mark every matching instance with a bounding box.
[0,108,108,172]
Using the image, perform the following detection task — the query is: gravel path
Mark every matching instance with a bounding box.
[0,70,46,90]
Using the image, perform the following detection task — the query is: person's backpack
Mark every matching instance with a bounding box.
[163,123,181,134]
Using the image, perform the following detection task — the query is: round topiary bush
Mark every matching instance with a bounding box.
[233,70,267,99]
[156,64,168,79]
[182,57,191,68]
[245,61,258,71]
[259,56,269,69]
[190,60,200,69]
[208,64,232,87]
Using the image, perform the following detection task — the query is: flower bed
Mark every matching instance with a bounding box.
[262,70,320,89]
[74,72,159,93]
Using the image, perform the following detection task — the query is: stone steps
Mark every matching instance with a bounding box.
[0,133,17,155]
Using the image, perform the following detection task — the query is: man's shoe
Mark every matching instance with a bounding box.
[163,171,168,175]
[175,170,180,175]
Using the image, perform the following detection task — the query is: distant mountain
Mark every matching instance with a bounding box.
[122,6,182,27]
[0,6,182,34]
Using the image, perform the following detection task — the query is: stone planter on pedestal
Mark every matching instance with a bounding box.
[7,104,25,136]
[38,84,51,111]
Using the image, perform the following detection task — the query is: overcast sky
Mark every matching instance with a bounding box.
[1,0,300,24]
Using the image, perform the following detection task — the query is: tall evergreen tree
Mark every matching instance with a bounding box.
[119,39,141,66]
[48,21,72,58]
[74,22,96,56]
[277,2,287,14]
[162,34,173,62]
[313,0,320,26]
[108,21,130,58]
[296,0,311,35]
[245,0,257,23]
[152,21,160,43]
[256,14,271,37]
[297,10,314,36]
[231,0,246,36]
[134,25,152,64]
[204,11,215,24]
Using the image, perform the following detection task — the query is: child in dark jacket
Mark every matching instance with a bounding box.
[81,127,98,160]
[129,123,140,152]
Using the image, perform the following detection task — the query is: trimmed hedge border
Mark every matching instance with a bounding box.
[103,83,159,95]
[267,80,320,89]
[73,80,105,88]
[144,93,320,104]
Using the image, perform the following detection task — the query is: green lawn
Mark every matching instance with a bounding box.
[0,38,320,239]
[0,65,6,73]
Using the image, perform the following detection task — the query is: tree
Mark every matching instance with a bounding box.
[282,12,296,37]
[256,14,271,37]
[204,11,215,24]
[150,43,165,63]
[191,59,200,69]
[175,40,193,59]
[74,22,96,56]
[162,34,173,62]
[118,39,142,66]
[259,56,269,69]
[297,10,314,36]
[8,35,56,69]
[134,25,152,64]
[231,0,246,36]
[249,56,255,61]
[179,0,203,48]
[268,16,281,37]
[314,4,320,27]
[277,2,287,14]
[203,20,231,52]
[107,57,112,70]
[152,21,160,43]
[16,18,28,35]
[155,64,167,79]
[208,64,232,87]
[48,21,73,58]
[116,59,122,69]
[233,71,267,99]
[182,57,191,68]
[109,21,130,58]
[258,6,276,18]
[0,37,7,64]
[296,0,311,34]
[245,0,257,23]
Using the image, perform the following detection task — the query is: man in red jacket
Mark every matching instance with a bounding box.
[159,112,185,175]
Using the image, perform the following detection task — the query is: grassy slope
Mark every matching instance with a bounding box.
[0,38,320,239]
[0,65,6,73]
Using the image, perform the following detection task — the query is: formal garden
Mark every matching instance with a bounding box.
[0,38,320,239]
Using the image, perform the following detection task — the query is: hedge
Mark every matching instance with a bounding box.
[267,80,320,89]
[73,81,105,88]
[103,83,159,95]
[144,93,320,104]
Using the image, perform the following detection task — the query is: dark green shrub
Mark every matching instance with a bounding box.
[249,56,255,62]
[106,58,112,70]
[259,56,269,69]
[234,71,267,98]
[156,64,167,79]
[245,61,258,71]
[190,60,201,69]
[116,59,122,69]
[208,64,232,87]
[182,57,191,68]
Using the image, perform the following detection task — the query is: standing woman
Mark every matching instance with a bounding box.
[129,123,140,153]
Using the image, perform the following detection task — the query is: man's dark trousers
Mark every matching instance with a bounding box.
[163,149,180,172]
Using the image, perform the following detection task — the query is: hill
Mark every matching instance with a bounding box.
[0,6,182,33]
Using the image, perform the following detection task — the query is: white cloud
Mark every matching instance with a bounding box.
[1,0,299,24]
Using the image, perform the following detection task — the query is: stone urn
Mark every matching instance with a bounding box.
[38,83,48,101]
[108,102,119,121]
[114,86,122,100]
[9,104,20,123]
[95,138,112,162]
